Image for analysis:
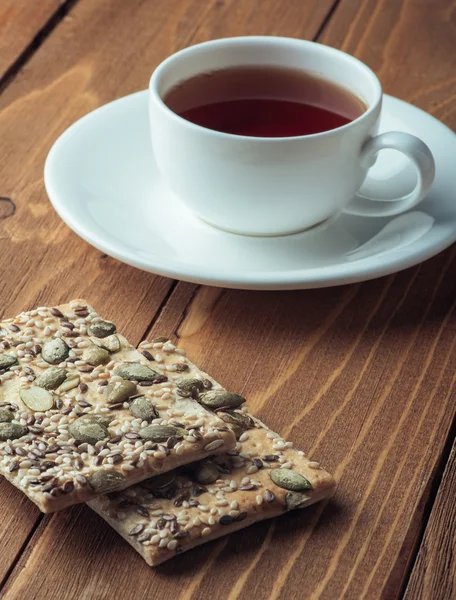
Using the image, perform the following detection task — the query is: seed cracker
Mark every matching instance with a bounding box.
[88,340,336,565]
[0,301,236,512]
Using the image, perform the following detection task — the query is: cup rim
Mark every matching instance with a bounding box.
[149,36,382,142]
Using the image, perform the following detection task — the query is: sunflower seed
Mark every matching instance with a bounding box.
[129,524,145,536]
[263,455,279,462]
[203,439,224,452]
[264,489,276,503]
[234,512,248,522]
[135,505,149,517]
[8,460,20,472]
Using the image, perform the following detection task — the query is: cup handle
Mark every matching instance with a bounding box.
[343,132,435,217]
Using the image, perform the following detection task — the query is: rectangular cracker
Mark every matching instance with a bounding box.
[88,340,336,566]
[0,300,236,513]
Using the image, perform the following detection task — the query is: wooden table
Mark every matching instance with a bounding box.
[1,0,455,598]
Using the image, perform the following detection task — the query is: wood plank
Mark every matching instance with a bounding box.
[6,250,456,600]
[0,0,66,81]
[2,1,455,599]
[0,0,338,596]
[404,437,456,600]
[321,0,456,129]
[4,0,452,597]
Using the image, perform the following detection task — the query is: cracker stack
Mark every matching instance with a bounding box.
[0,300,335,565]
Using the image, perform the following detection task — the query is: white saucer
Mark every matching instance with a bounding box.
[44,91,456,290]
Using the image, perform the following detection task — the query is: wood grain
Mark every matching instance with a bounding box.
[0,0,337,595]
[1,0,456,599]
[0,0,66,81]
[321,0,456,129]
[404,437,456,600]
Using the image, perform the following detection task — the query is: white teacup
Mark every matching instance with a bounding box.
[149,37,435,237]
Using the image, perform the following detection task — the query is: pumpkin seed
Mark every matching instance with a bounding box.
[176,378,205,398]
[270,469,313,492]
[88,320,116,338]
[80,414,113,428]
[153,336,169,343]
[139,424,185,443]
[69,419,109,445]
[36,367,67,390]
[105,380,137,404]
[91,334,120,353]
[88,469,125,493]
[114,363,159,382]
[0,408,14,423]
[83,346,110,366]
[141,472,175,491]
[129,396,158,422]
[194,461,219,485]
[199,391,245,410]
[285,492,311,511]
[41,338,70,364]
[20,386,54,411]
[0,422,27,441]
[0,354,18,370]
[220,410,254,434]
[58,375,80,392]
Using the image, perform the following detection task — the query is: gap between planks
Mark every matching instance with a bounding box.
[397,409,456,598]
[0,0,80,95]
